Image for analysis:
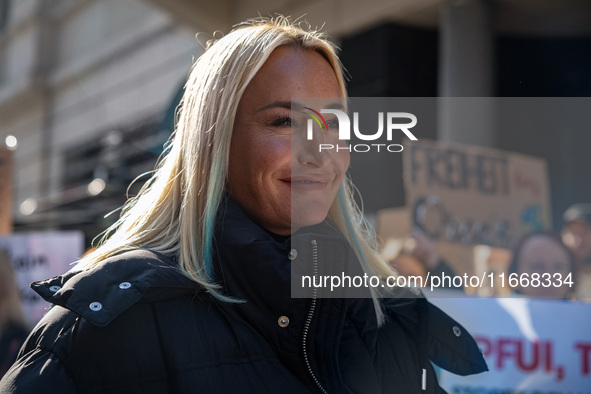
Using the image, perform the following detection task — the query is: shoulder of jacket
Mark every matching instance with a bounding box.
[0,343,78,393]
[382,296,488,376]
[31,249,203,327]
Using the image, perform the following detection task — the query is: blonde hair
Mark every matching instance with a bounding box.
[0,249,27,329]
[79,16,397,324]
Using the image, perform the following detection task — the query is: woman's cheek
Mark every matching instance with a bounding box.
[265,138,293,167]
[251,133,288,162]
[338,149,351,173]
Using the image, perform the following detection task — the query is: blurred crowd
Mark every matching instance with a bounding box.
[386,203,591,301]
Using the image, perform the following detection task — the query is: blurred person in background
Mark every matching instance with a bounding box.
[508,231,575,299]
[386,232,463,291]
[0,17,486,393]
[0,250,29,378]
[389,248,427,280]
[561,203,591,299]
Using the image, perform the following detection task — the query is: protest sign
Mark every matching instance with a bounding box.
[374,140,552,288]
[0,231,84,325]
[431,294,591,392]
[403,139,551,249]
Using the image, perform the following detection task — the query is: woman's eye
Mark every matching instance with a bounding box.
[271,116,293,127]
[326,118,339,130]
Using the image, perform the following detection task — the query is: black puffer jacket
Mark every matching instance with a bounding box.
[0,199,487,393]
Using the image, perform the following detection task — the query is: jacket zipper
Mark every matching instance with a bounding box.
[302,239,328,394]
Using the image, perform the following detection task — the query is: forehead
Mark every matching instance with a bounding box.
[564,220,591,233]
[243,46,342,100]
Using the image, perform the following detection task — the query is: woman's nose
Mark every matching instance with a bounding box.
[298,148,329,167]
[296,123,330,167]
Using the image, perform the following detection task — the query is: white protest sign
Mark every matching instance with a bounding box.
[430,293,591,392]
[0,231,84,326]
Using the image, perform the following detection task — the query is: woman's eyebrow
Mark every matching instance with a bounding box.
[256,100,345,113]
[256,101,295,112]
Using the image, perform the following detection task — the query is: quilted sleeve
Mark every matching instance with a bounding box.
[0,348,77,393]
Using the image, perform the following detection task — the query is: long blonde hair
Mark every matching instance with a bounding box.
[79,16,397,324]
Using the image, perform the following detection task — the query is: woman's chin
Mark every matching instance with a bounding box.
[291,207,331,232]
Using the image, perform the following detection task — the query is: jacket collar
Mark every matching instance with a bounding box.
[212,196,310,346]
[213,195,362,303]
[32,250,200,327]
[213,197,380,390]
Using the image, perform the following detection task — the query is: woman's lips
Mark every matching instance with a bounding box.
[281,176,330,190]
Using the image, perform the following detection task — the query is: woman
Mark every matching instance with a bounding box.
[0,17,486,393]
[0,250,29,378]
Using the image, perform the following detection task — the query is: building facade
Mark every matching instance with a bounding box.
[0,0,200,241]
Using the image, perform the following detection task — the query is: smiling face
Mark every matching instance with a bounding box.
[227,46,349,235]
